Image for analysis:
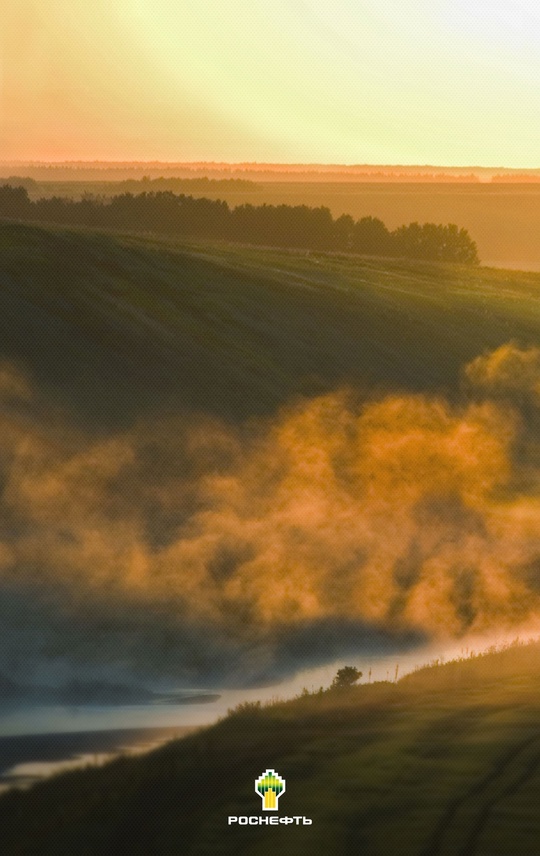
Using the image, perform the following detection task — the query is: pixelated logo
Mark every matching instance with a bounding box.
[255,769,286,811]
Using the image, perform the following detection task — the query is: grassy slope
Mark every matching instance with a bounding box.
[2,221,540,429]
[0,643,539,855]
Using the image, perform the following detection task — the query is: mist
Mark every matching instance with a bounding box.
[1,343,540,688]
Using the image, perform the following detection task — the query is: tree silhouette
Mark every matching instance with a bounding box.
[0,185,480,263]
[331,666,363,690]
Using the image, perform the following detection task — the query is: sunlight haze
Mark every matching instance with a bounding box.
[1,0,539,165]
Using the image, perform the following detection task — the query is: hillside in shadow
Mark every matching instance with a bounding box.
[0,640,539,855]
[1,221,540,430]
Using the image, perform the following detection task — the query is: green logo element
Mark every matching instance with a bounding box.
[255,769,286,811]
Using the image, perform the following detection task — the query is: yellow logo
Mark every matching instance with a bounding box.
[255,769,286,811]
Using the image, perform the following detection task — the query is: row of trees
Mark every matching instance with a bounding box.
[0,184,479,263]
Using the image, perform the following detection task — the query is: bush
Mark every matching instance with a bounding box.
[330,666,363,690]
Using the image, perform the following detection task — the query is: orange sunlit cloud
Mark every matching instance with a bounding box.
[1,344,540,683]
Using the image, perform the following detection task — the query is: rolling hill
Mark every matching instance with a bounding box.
[2,221,540,430]
[2,223,540,852]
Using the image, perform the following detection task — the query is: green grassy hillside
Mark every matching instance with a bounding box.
[0,641,539,855]
[3,223,540,853]
[2,221,540,428]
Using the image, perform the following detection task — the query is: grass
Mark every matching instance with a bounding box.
[2,220,540,430]
[0,641,539,854]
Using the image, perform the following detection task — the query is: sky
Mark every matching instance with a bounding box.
[0,1,539,167]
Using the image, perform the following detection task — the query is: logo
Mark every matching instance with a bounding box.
[228,771,312,825]
[255,769,286,811]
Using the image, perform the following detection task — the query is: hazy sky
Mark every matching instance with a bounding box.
[1,0,539,165]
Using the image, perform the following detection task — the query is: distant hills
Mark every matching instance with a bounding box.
[0,673,218,707]
[1,161,539,182]
[0,672,152,705]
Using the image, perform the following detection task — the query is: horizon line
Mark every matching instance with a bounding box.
[1,160,540,172]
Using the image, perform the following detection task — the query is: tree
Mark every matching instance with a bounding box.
[353,216,392,255]
[331,665,362,690]
[0,184,31,217]
[392,221,479,264]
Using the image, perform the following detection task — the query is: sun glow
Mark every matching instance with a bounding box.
[0,1,539,164]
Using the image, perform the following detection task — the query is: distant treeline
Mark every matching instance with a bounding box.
[0,185,479,263]
[96,175,260,192]
[491,174,540,183]
[0,174,259,195]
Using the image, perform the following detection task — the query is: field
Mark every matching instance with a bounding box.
[0,641,539,855]
[2,220,540,430]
